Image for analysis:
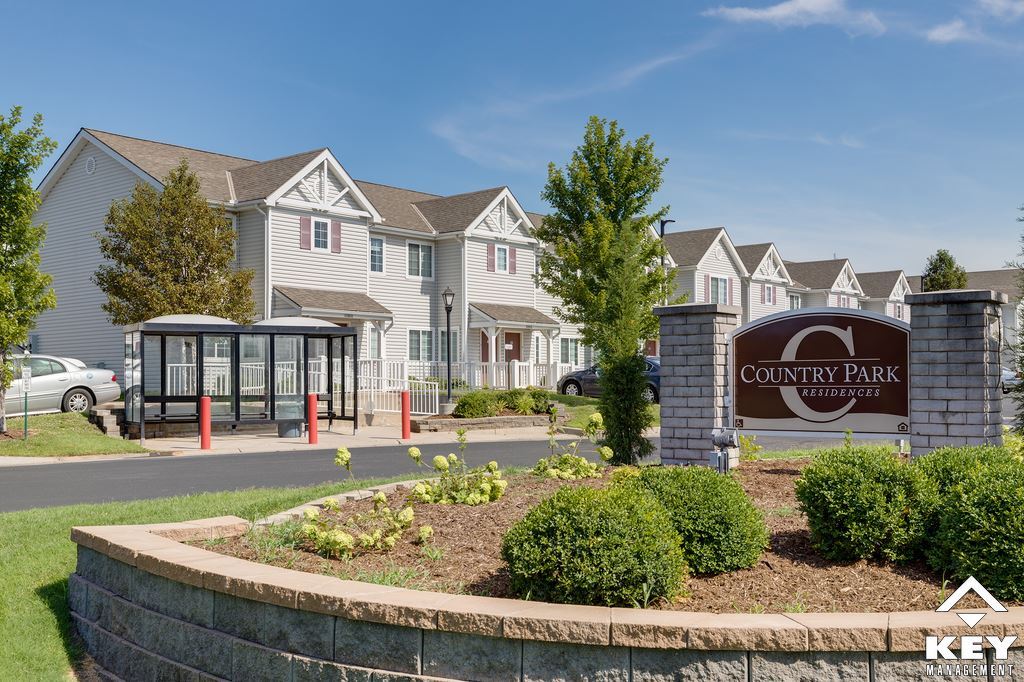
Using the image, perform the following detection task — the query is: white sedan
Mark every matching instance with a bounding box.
[3,355,121,416]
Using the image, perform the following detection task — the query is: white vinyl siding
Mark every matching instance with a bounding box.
[235,208,266,319]
[33,140,143,372]
[370,231,433,360]
[270,208,367,291]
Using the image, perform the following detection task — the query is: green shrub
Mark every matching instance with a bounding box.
[453,391,499,418]
[622,466,768,574]
[795,447,937,563]
[914,445,1017,500]
[502,486,687,606]
[531,453,602,480]
[930,462,1024,600]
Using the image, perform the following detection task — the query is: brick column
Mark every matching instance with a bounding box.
[654,303,741,465]
[906,289,1006,457]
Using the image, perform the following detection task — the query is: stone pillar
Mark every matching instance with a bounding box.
[906,289,1006,457]
[654,303,742,466]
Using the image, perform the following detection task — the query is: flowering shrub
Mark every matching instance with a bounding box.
[531,409,610,480]
[335,447,354,478]
[407,430,506,505]
[301,490,415,559]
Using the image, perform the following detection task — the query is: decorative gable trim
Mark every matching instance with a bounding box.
[38,129,160,202]
[890,272,911,301]
[267,149,382,223]
[832,261,864,296]
[751,245,792,285]
[465,188,537,244]
[695,230,750,277]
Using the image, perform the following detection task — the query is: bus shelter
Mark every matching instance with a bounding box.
[123,315,358,441]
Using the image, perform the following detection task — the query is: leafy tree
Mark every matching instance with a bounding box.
[94,160,256,325]
[0,108,58,433]
[921,249,967,292]
[535,116,675,464]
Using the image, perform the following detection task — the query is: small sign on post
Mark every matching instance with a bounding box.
[22,364,31,441]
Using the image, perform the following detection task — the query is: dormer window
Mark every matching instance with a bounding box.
[496,245,509,273]
[312,219,329,252]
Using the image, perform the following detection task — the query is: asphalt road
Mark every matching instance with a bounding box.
[0,438,600,513]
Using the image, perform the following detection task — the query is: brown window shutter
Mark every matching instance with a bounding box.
[487,243,495,272]
[299,216,311,250]
[704,274,710,303]
[331,221,342,253]
[509,247,516,274]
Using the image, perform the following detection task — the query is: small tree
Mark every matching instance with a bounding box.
[535,117,675,464]
[921,249,968,292]
[94,160,256,325]
[0,108,58,433]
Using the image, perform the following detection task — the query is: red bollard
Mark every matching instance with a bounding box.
[401,389,411,440]
[307,393,318,445]
[199,396,211,450]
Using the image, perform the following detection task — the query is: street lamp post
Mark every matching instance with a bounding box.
[659,219,675,305]
[443,286,455,405]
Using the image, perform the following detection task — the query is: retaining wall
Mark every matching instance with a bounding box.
[69,488,1024,681]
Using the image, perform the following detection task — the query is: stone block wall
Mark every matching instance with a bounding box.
[906,289,1006,457]
[654,303,741,465]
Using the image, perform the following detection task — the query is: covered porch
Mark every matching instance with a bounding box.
[464,302,567,389]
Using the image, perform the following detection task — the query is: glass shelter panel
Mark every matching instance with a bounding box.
[274,335,304,419]
[239,334,270,419]
[124,332,141,423]
[202,335,234,419]
[308,338,328,397]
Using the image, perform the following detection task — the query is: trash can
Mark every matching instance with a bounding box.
[278,421,302,438]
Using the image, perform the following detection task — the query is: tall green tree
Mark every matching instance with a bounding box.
[921,248,968,292]
[0,107,58,433]
[94,159,256,325]
[535,116,675,464]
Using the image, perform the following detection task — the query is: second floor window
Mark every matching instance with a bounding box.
[764,284,776,305]
[312,219,329,251]
[710,276,729,305]
[789,294,801,310]
[496,245,509,273]
[370,238,384,273]
[894,303,904,320]
[408,329,432,361]
[407,242,433,278]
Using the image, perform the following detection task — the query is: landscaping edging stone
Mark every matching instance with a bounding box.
[69,484,1024,682]
[412,414,565,433]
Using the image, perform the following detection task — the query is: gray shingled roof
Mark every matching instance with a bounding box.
[662,228,725,267]
[734,243,773,273]
[857,270,904,299]
[87,129,254,202]
[413,187,505,234]
[355,180,437,233]
[469,303,558,327]
[907,269,1020,299]
[230,149,325,202]
[274,286,392,318]
[783,259,850,290]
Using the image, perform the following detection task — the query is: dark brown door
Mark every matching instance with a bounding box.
[505,333,521,361]
[644,339,658,357]
[481,331,490,363]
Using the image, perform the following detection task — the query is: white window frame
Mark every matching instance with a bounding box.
[710,276,729,305]
[439,329,461,362]
[789,294,801,310]
[408,329,433,362]
[495,244,509,274]
[893,303,904,321]
[312,218,330,253]
[765,284,776,305]
[560,337,580,366]
[406,240,434,280]
[369,236,385,274]
[368,327,382,359]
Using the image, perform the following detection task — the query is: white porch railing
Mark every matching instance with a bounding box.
[354,359,582,390]
[355,376,439,416]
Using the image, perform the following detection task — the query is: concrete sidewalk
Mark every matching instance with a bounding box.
[0,422,575,466]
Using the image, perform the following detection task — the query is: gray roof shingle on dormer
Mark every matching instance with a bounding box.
[229,149,326,202]
[662,227,725,267]
[734,243,774,273]
[857,270,905,299]
[783,259,850,290]
[355,180,438,233]
[413,187,506,234]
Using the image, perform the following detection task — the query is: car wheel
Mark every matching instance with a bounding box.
[641,385,659,403]
[562,381,582,397]
[63,388,94,414]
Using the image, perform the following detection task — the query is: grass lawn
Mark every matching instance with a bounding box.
[0,413,148,457]
[0,475,420,679]
[544,391,660,430]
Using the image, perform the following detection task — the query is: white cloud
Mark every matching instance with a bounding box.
[729,129,865,148]
[702,0,885,36]
[925,18,987,44]
[977,0,1024,20]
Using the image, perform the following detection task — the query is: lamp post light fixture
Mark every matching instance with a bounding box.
[659,218,675,305]
[443,286,455,404]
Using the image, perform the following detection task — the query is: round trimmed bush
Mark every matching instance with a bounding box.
[453,391,499,418]
[931,462,1024,600]
[795,447,938,563]
[622,466,768,574]
[914,445,1018,499]
[501,486,687,606]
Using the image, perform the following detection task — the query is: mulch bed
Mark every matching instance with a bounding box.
[201,460,999,613]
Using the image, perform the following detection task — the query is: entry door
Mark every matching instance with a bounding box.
[505,333,522,362]
[480,331,490,363]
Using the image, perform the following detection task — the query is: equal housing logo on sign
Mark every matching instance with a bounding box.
[730,309,910,436]
[926,577,1016,678]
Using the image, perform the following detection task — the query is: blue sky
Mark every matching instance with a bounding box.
[3,0,1021,273]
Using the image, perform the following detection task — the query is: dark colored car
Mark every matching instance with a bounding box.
[557,358,660,403]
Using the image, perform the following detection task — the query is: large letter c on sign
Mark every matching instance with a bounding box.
[779,325,856,423]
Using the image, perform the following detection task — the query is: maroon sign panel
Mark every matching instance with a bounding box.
[731,310,910,435]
